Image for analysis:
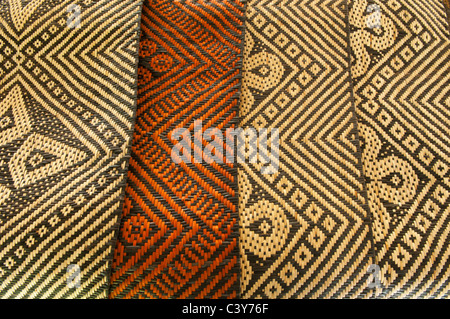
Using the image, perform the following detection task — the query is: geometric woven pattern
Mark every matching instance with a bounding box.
[350,0,450,298]
[1,0,448,300]
[109,0,244,299]
[239,0,374,298]
[446,0,450,26]
[0,0,142,298]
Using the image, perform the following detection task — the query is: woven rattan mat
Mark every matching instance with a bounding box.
[238,0,373,298]
[109,0,245,299]
[350,0,450,298]
[0,0,143,298]
[1,0,449,300]
[239,0,450,299]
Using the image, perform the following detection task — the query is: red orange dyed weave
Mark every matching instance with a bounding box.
[109,0,245,299]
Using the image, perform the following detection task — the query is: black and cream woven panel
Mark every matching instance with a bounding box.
[0,0,143,298]
[0,0,449,299]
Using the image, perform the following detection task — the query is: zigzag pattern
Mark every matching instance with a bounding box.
[239,0,374,298]
[0,0,142,298]
[109,0,244,299]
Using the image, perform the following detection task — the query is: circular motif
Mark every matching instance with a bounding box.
[122,214,151,245]
[241,199,290,260]
[139,39,156,58]
[150,53,173,72]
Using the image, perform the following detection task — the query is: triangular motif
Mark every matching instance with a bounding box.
[9,133,87,188]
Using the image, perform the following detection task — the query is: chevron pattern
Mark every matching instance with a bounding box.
[0,0,142,298]
[239,0,374,298]
[1,0,448,300]
[109,0,244,299]
[350,0,450,298]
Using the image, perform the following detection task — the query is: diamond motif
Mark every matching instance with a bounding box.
[411,38,424,52]
[288,82,300,97]
[259,220,271,235]
[322,216,336,233]
[391,56,404,70]
[264,279,282,298]
[264,104,278,119]
[264,24,277,38]
[414,214,430,233]
[290,189,308,210]
[275,34,289,48]
[381,65,395,78]
[433,161,448,177]
[403,229,422,251]
[286,43,300,58]
[433,185,449,205]
[390,122,405,139]
[307,226,326,250]
[305,202,324,224]
[363,101,380,115]
[279,261,298,286]
[254,14,266,28]
[388,0,401,11]
[410,20,423,34]
[400,9,412,22]
[400,47,414,62]
[253,114,267,129]
[276,176,294,196]
[298,54,311,68]
[403,135,420,152]
[381,263,398,286]
[372,75,386,89]
[298,70,312,86]
[418,148,434,166]
[294,243,313,269]
[309,63,321,76]
[391,244,412,270]
[275,93,290,108]
[378,110,392,126]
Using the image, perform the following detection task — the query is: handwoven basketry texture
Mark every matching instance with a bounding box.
[109,0,245,299]
[0,0,143,298]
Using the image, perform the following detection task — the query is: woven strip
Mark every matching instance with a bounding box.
[350,0,450,298]
[239,0,374,298]
[109,0,245,299]
[0,0,143,298]
[444,0,450,26]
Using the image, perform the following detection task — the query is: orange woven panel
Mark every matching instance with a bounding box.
[109,0,245,299]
